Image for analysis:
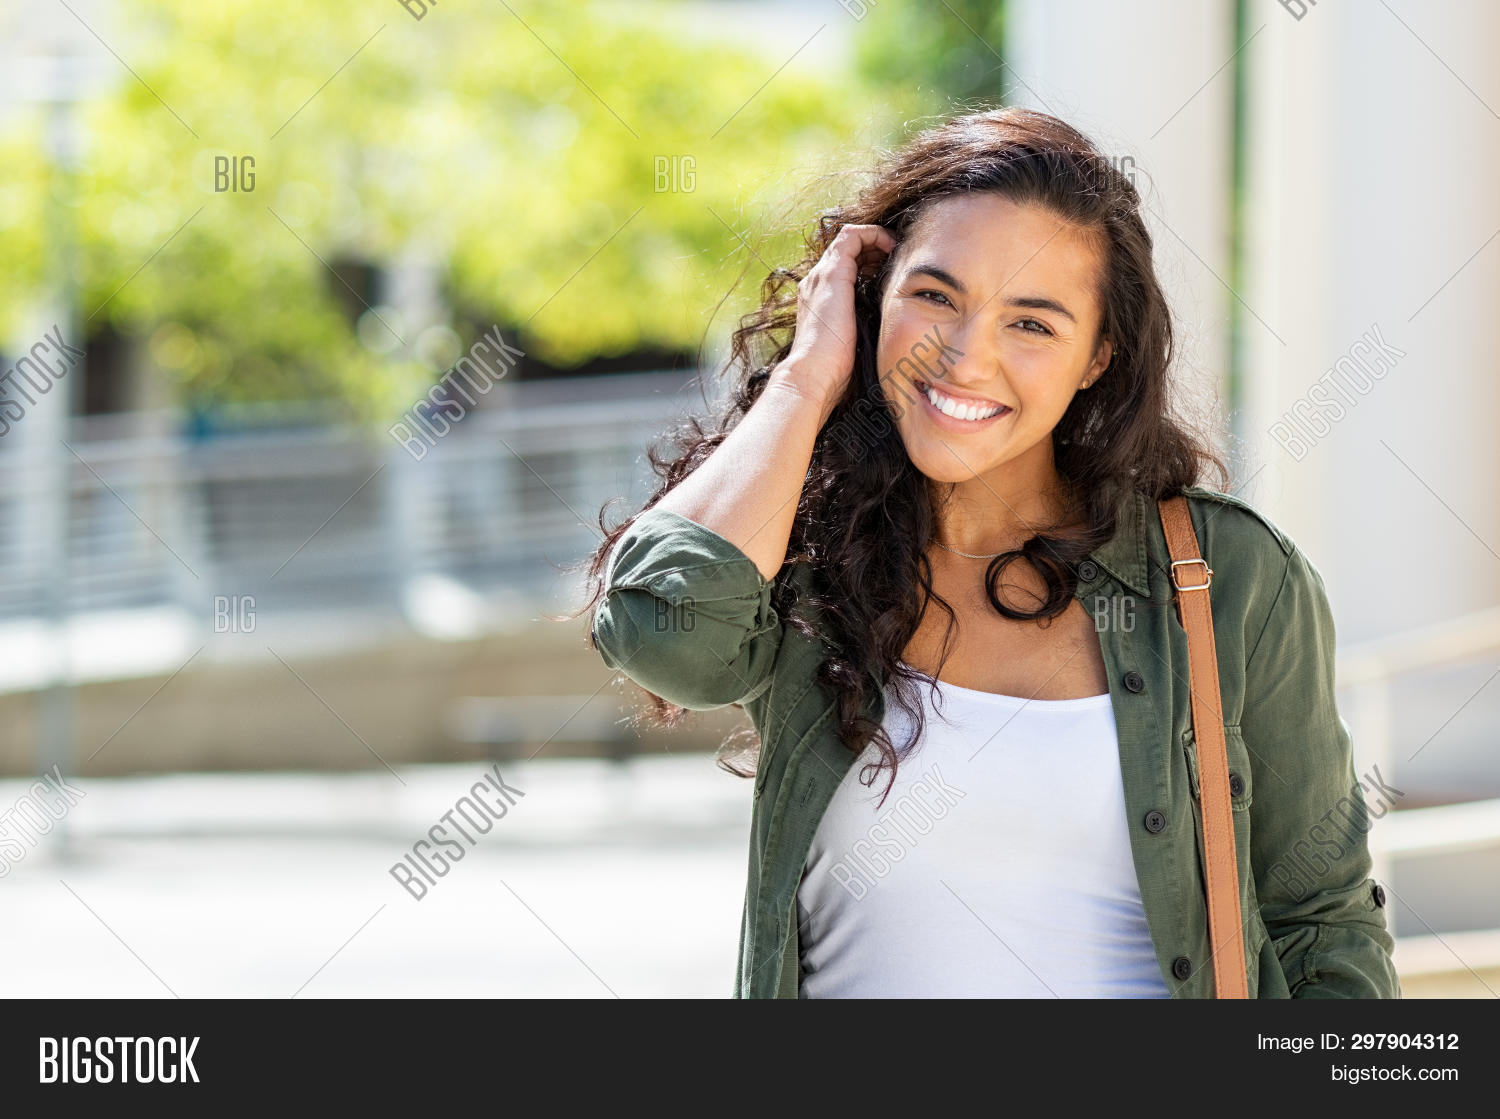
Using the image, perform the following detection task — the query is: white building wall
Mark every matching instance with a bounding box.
[1243,0,1500,640]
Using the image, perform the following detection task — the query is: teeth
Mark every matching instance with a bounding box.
[924,383,1004,422]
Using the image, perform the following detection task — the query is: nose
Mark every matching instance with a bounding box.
[927,320,999,391]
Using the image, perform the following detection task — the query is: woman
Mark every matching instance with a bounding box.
[585,107,1399,998]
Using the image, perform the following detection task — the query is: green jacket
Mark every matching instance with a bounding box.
[593,485,1401,998]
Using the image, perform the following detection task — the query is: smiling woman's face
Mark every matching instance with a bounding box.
[875,192,1113,489]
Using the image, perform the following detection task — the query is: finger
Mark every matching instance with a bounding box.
[815,228,895,282]
[835,223,898,256]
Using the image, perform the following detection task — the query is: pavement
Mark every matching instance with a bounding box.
[0,755,752,998]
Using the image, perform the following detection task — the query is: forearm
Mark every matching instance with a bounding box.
[652,368,832,581]
[1244,545,1399,997]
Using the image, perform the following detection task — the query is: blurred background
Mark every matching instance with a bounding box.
[0,0,1495,998]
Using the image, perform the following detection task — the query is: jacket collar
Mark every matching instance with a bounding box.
[1086,488,1154,599]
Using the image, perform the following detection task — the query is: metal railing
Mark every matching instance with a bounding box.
[0,370,714,621]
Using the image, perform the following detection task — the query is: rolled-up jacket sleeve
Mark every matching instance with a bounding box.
[592,507,786,710]
[1240,544,1401,997]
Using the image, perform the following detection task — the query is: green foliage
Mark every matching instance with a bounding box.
[1,0,882,412]
[854,0,1009,116]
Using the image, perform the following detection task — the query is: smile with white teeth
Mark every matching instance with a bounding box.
[918,381,1010,422]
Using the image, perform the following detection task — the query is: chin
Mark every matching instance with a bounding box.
[898,437,997,484]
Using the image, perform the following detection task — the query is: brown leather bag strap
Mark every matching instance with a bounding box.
[1158,494,1249,999]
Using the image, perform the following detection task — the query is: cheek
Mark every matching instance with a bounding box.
[1002,347,1076,406]
[874,305,928,374]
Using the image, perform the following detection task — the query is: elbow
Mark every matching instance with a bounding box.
[593,589,763,711]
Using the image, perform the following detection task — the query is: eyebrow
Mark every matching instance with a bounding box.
[1006,295,1077,324]
[907,263,1078,324]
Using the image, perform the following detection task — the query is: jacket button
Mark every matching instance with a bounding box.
[1172,956,1192,981]
[1078,560,1099,582]
[1229,773,1245,797]
[1373,883,1387,908]
[1144,810,1167,834]
[1123,670,1145,692]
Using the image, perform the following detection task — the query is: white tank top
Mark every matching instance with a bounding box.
[797,666,1170,998]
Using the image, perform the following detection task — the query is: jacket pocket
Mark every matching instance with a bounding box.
[1180,723,1253,811]
[1255,922,1292,998]
[1241,872,1291,998]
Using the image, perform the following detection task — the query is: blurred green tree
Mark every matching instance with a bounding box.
[0,0,878,416]
[854,0,1010,116]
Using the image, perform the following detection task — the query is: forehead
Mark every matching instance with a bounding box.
[895,193,1105,309]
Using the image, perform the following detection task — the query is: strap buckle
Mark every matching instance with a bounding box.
[1170,558,1213,591]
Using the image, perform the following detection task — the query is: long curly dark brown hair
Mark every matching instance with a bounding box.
[580,106,1227,792]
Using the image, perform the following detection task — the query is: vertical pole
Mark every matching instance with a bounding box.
[38,90,83,854]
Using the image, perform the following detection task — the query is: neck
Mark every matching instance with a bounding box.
[931,457,1081,556]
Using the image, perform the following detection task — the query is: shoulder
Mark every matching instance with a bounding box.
[1171,486,1303,618]
[1178,485,1297,561]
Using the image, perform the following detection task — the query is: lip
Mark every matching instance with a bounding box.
[911,379,1013,433]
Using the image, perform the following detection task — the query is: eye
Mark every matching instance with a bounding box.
[914,289,954,307]
[1016,318,1053,336]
